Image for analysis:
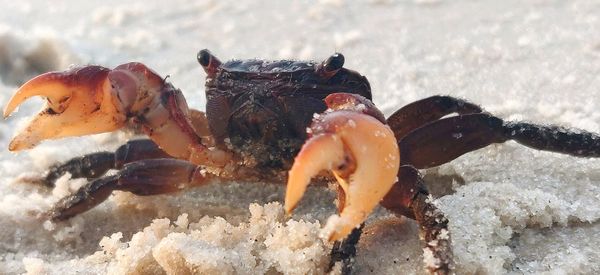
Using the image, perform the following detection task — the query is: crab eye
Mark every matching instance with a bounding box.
[197,49,222,76]
[324,53,345,72]
[317,53,345,79]
[197,49,212,67]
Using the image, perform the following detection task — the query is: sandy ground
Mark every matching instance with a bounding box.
[1,0,600,274]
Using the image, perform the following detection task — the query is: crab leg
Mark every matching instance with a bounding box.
[48,159,210,220]
[3,63,232,167]
[382,165,453,274]
[387,95,483,140]
[36,139,171,187]
[285,93,400,242]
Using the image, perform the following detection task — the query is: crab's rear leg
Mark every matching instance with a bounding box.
[389,95,600,169]
[48,158,212,220]
[38,139,170,187]
[384,96,600,274]
[381,165,452,274]
[387,95,484,140]
[398,113,600,169]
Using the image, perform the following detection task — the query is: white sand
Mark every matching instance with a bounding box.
[1,0,600,274]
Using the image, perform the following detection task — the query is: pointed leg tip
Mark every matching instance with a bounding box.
[46,210,66,222]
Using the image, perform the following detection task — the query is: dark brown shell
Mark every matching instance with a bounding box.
[204,57,371,169]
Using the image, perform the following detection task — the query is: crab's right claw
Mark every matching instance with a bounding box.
[3,66,128,151]
[285,109,400,242]
[4,63,157,151]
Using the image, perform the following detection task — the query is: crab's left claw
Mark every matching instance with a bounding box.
[3,66,128,151]
[285,95,400,241]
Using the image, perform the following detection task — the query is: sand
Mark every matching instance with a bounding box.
[1,0,600,274]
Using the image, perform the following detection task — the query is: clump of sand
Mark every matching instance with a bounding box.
[21,203,333,275]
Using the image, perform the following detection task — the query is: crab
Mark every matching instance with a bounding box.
[5,49,600,275]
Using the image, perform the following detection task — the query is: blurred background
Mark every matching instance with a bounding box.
[2,0,599,118]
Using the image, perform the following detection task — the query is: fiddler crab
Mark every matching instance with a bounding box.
[5,49,600,275]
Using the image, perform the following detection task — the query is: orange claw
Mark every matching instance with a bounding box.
[3,66,126,151]
[285,109,400,241]
[2,63,222,165]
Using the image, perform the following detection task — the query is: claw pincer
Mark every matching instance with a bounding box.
[285,93,400,241]
[2,63,227,165]
[3,66,124,151]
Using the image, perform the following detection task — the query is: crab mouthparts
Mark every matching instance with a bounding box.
[284,110,400,241]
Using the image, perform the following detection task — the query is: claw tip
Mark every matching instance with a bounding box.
[8,137,33,151]
[3,99,18,118]
[284,197,298,216]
